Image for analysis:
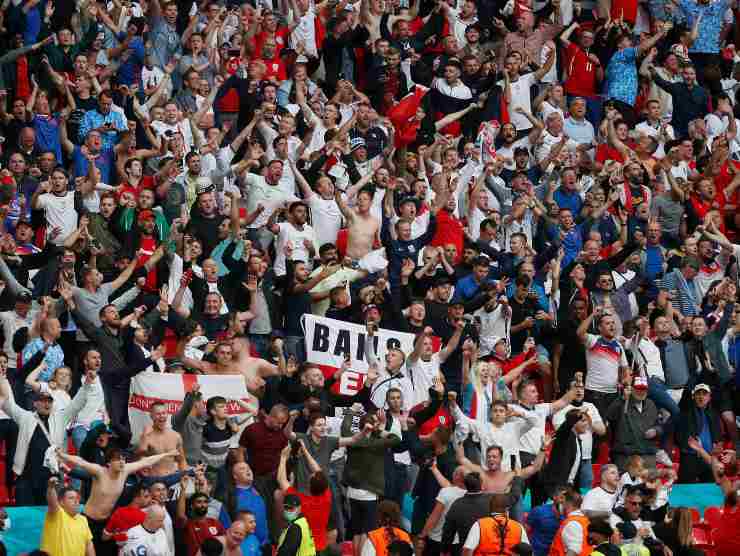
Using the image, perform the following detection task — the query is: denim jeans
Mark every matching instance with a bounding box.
[284,335,307,364]
[70,420,105,451]
[647,377,680,447]
[578,459,594,490]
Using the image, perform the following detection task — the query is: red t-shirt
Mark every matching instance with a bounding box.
[564,42,599,97]
[610,0,638,23]
[286,486,332,550]
[251,28,290,59]
[410,400,454,436]
[121,175,155,195]
[239,419,289,476]
[104,506,146,542]
[184,518,225,556]
[254,56,288,82]
[137,235,159,292]
[595,142,634,165]
[429,209,463,264]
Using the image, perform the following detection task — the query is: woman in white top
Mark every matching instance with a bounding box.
[26,364,72,413]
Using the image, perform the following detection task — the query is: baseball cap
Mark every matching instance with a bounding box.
[633,376,648,390]
[588,519,613,537]
[350,137,367,152]
[692,383,711,395]
[33,391,54,402]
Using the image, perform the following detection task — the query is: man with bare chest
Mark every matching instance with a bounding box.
[180,336,277,394]
[137,402,187,476]
[335,187,380,260]
[456,440,548,496]
[56,446,179,556]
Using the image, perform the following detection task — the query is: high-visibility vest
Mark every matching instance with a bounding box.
[278,517,316,556]
[472,515,524,556]
[548,513,592,556]
[367,527,411,556]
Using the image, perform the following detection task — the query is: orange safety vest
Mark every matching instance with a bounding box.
[367,527,411,556]
[548,513,592,556]
[473,515,524,556]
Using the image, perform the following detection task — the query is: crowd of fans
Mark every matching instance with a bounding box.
[0,0,737,554]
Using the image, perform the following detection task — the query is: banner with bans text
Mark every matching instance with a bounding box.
[128,372,259,443]
[303,314,417,395]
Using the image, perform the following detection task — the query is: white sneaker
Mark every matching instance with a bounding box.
[656,449,673,467]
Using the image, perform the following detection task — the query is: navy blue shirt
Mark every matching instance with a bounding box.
[527,503,564,556]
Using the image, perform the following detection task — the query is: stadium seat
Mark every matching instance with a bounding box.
[692,523,712,544]
[591,464,601,487]
[704,506,724,529]
[690,508,701,524]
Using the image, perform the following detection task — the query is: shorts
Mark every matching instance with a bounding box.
[85,514,116,556]
[348,498,378,537]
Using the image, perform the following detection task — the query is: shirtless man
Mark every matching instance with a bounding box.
[335,187,379,260]
[56,446,179,556]
[179,335,277,392]
[137,402,187,476]
[455,440,548,494]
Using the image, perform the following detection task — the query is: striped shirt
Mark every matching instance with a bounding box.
[585,334,628,394]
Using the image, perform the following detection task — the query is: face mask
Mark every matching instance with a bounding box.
[283,509,299,521]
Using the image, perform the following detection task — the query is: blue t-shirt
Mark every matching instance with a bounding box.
[605,47,638,105]
[33,115,63,163]
[553,188,583,217]
[241,534,262,556]
[234,486,268,545]
[72,145,114,184]
[527,503,564,556]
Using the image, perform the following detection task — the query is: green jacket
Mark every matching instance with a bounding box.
[341,412,400,495]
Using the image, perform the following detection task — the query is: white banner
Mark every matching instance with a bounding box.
[303,314,417,395]
[128,372,259,444]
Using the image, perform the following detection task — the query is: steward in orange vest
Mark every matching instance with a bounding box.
[463,494,528,556]
[365,500,412,556]
[549,491,592,556]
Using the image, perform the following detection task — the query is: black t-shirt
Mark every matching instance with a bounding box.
[188,215,226,259]
[202,314,229,340]
[509,296,540,354]
[283,290,312,336]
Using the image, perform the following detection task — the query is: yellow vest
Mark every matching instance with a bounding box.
[278,516,317,556]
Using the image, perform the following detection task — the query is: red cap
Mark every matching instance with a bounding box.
[137,209,155,222]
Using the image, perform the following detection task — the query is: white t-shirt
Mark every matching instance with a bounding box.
[120,525,172,556]
[406,354,441,408]
[429,486,467,541]
[497,137,531,171]
[464,518,530,549]
[497,73,536,130]
[517,403,551,455]
[36,192,78,245]
[308,194,344,249]
[274,221,319,276]
[581,486,618,513]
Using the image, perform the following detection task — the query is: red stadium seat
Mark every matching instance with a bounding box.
[704,506,724,529]
[692,524,712,544]
[690,508,701,524]
[336,229,348,258]
[591,464,601,487]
